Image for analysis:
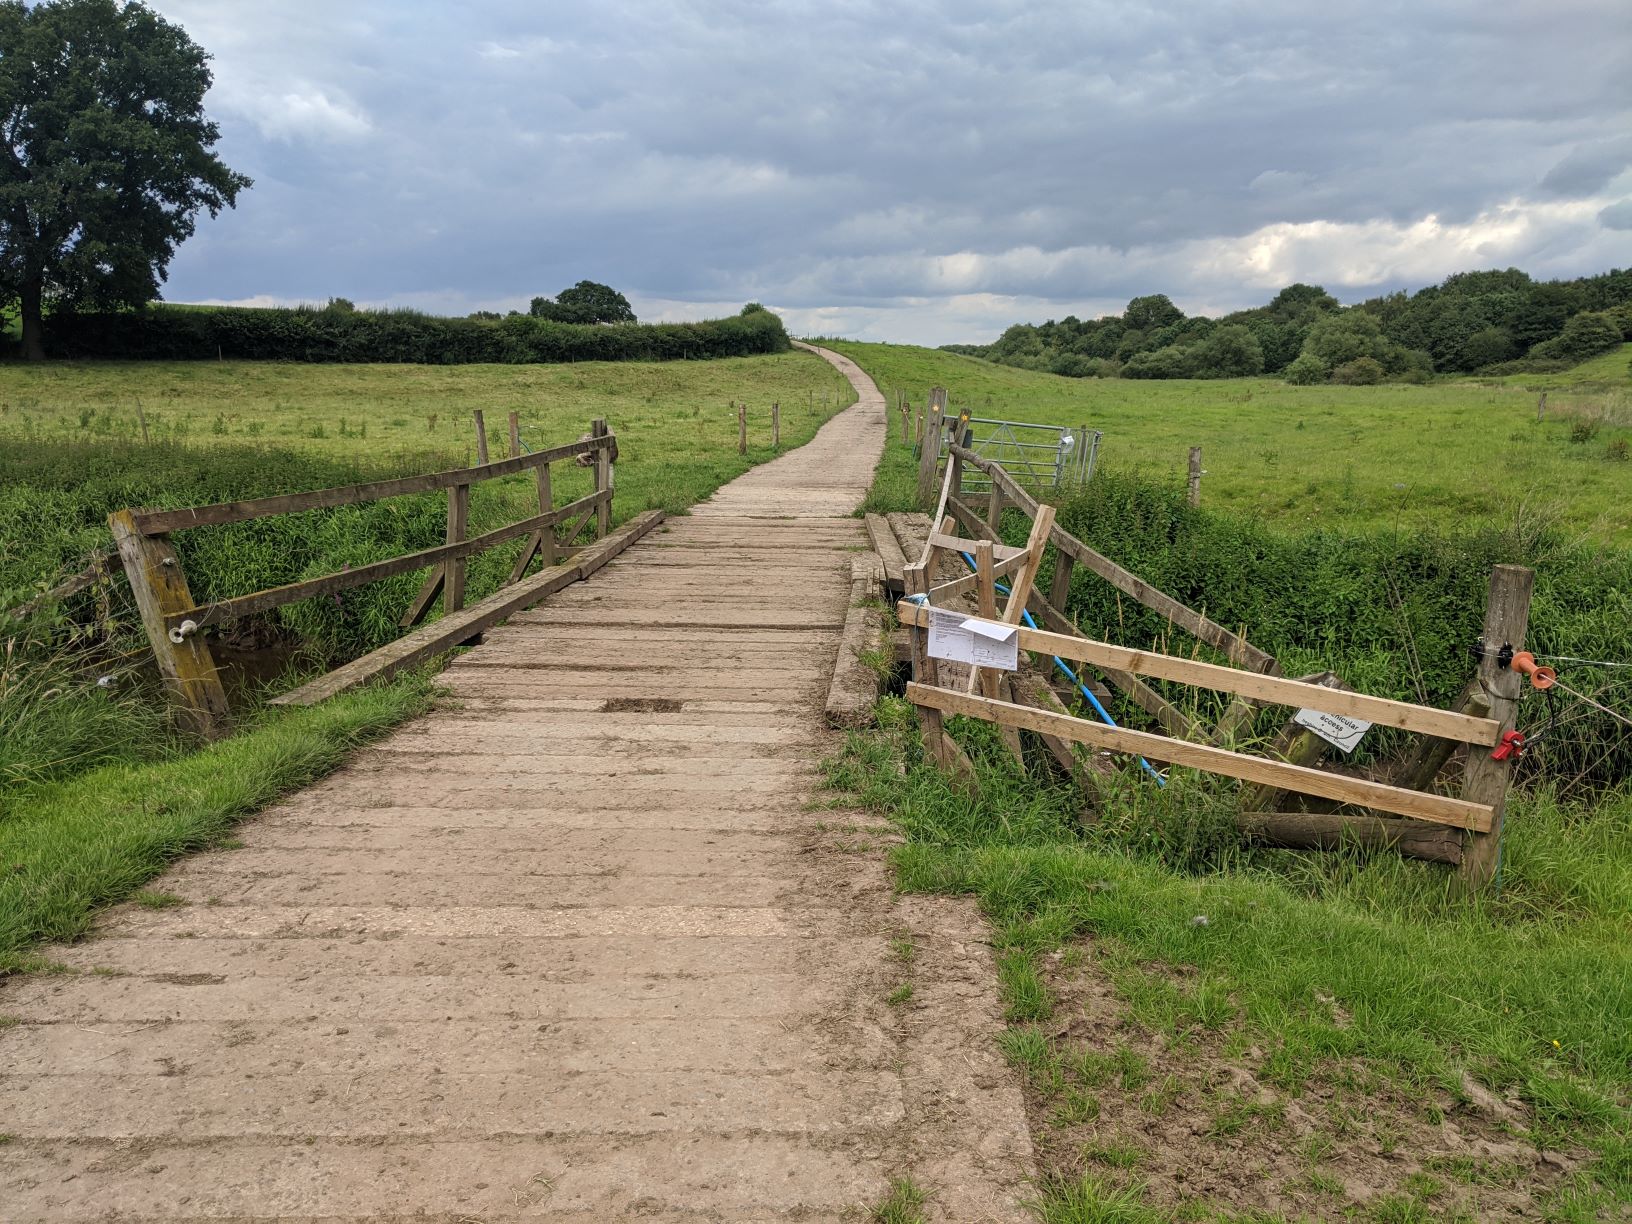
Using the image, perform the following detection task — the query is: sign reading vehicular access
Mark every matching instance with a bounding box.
[1293,707,1372,753]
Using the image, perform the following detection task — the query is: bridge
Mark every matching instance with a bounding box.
[0,346,1032,1220]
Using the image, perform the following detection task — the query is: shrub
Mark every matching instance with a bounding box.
[1331,356,1385,385]
[1122,346,1196,379]
[1552,311,1624,361]
[1282,353,1328,385]
[1607,439,1629,462]
[1571,417,1602,443]
[43,302,790,364]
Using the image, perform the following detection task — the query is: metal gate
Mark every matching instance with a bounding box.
[946,417,1101,492]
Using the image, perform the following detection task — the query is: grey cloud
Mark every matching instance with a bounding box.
[149,0,1632,341]
[1601,200,1632,232]
[1540,136,1632,198]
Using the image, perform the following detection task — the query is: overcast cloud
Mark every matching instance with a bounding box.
[148,1,1632,345]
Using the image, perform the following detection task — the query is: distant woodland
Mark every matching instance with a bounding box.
[944,268,1632,382]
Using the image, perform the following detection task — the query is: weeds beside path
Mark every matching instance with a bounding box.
[0,674,433,972]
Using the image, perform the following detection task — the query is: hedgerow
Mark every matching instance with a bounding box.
[41,301,789,364]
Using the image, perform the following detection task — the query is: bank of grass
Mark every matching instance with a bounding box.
[832,341,1632,542]
[0,672,434,972]
[825,710,1632,1221]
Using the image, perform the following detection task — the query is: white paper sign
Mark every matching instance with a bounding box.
[927,608,1019,671]
[1293,707,1371,754]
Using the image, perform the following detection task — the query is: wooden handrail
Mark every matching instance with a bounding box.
[947,443,1274,671]
[165,489,608,633]
[131,434,614,534]
[897,600,1500,746]
[907,683,1493,831]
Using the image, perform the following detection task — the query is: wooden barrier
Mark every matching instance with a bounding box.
[111,418,621,737]
[900,440,1528,891]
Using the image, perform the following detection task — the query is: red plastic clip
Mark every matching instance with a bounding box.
[1491,730,1526,761]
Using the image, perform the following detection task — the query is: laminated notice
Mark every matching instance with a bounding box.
[927,608,1020,671]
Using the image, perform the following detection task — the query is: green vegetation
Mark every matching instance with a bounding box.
[0,673,433,971]
[37,299,789,364]
[869,1176,930,1224]
[835,340,1632,542]
[944,268,1632,382]
[825,713,1632,1221]
[527,279,638,325]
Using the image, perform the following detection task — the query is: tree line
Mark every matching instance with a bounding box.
[946,269,1632,383]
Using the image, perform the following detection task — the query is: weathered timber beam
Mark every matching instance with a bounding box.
[169,490,609,633]
[269,510,663,707]
[132,434,615,534]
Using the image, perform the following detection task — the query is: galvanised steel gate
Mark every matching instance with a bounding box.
[944,417,1101,492]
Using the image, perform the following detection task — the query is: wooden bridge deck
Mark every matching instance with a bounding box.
[0,346,1031,1221]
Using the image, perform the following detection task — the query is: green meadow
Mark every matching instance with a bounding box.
[833,341,1632,542]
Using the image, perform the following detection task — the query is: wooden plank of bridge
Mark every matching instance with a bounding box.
[865,512,908,592]
[4,343,1034,1224]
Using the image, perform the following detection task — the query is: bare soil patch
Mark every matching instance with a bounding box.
[1011,940,1589,1221]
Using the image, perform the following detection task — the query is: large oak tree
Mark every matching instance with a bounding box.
[0,0,248,359]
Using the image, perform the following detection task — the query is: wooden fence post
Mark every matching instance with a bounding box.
[592,417,612,538]
[772,402,780,449]
[473,410,489,466]
[1188,446,1202,508]
[986,481,1005,533]
[1048,553,1076,614]
[535,461,555,566]
[915,388,948,506]
[444,482,470,613]
[1460,564,1534,890]
[1536,393,1547,422]
[905,563,947,761]
[507,411,522,458]
[738,402,747,455]
[108,509,232,739]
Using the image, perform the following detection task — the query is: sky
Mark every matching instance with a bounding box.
[148,0,1632,346]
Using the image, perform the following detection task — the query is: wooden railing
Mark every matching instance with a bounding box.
[109,416,663,739]
[902,435,1533,892]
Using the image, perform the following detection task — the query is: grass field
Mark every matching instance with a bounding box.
[832,341,1632,542]
[0,351,855,470]
[826,726,1632,1222]
[2,351,856,603]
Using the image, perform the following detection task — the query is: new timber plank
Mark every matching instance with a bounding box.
[897,600,1498,745]
[906,682,1494,831]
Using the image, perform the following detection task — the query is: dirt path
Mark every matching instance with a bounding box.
[0,345,1032,1221]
